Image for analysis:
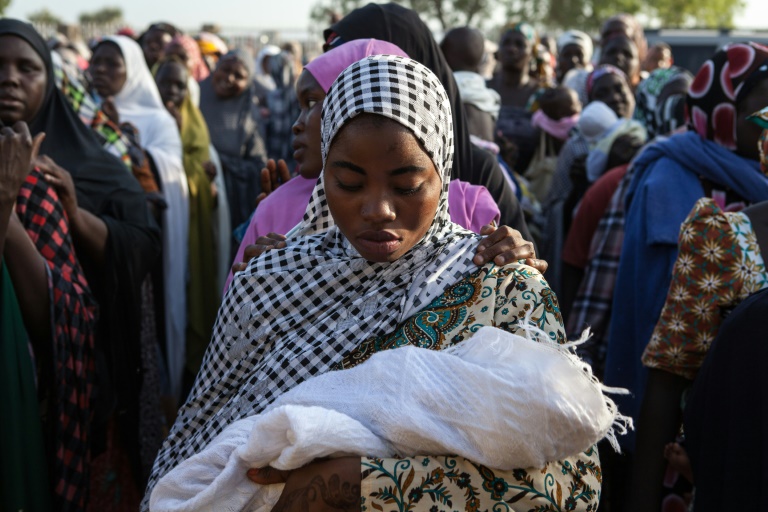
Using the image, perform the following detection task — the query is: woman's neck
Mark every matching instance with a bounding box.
[499,67,530,88]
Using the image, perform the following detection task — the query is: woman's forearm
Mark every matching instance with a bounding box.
[71,207,109,267]
[3,211,52,343]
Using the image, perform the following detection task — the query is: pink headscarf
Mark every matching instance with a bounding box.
[170,34,210,82]
[304,38,408,93]
[532,110,580,141]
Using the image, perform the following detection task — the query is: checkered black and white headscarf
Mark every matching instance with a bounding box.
[143,55,480,504]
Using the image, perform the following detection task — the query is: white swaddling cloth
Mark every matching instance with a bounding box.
[150,325,631,512]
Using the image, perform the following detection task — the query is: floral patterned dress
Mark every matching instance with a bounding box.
[642,198,768,379]
[347,261,602,512]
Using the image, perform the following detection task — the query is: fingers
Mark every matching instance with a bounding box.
[277,159,291,183]
[478,223,498,237]
[260,167,272,195]
[231,262,247,273]
[242,244,266,262]
[242,237,284,261]
[42,174,65,187]
[246,467,291,485]
[265,232,287,243]
[34,154,54,172]
[475,224,510,253]
[525,258,548,274]
[30,132,46,162]
[474,226,534,265]
[11,120,32,143]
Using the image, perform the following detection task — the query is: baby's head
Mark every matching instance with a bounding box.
[579,101,620,143]
[440,26,486,73]
[606,133,644,170]
[538,86,581,120]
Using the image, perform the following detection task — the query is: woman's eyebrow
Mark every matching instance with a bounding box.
[390,165,428,176]
[331,160,366,174]
[330,162,427,176]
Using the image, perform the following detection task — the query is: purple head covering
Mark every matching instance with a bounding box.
[304,38,408,93]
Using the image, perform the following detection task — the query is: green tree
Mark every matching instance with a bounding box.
[539,0,742,29]
[311,0,745,33]
[0,0,11,16]
[309,0,493,30]
[27,7,62,26]
[79,6,124,25]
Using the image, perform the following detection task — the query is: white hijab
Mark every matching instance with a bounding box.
[144,55,480,503]
[105,35,189,399]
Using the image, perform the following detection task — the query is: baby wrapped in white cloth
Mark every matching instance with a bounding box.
[150,325,630,512]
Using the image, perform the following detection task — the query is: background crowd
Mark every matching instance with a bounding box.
[2,4,767,512]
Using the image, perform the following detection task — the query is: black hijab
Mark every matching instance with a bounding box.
[324,3,530,234]
[2,19,161,482]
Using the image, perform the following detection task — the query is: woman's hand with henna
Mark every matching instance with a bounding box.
[247,457,361,512]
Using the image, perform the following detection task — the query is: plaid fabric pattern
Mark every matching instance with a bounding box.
[566,164,633,377]
[143,55,481,507]
[53,55,133,170]
[16,170,97,511]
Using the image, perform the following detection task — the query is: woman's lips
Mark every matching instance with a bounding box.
[356,231,402,255]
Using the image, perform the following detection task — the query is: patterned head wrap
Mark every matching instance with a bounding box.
[502,22,537,42]
[634,66,693,139]
[311,55,454,233]
[749,106,768,173]
[586,64,628,99]
[144,55,481,501]
[687,42,768,150]
[169,34,210,81]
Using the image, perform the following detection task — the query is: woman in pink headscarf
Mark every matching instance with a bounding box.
[224,39,548,293]
[165,34,210,81]
[164,34,211,107]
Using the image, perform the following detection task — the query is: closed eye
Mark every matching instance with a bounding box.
[396,183,425,196]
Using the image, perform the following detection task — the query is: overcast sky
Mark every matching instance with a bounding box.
[7,0,768,33]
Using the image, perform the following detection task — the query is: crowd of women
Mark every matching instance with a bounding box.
[2,3,767,511]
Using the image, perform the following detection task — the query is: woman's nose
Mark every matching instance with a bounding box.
[292,114,303,135]
[360,195,396,224]
[0,64,18,85]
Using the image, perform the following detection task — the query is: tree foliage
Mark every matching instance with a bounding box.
[27,7,62,26]
[0,0,11,17]
[79,6,124,25]
[309,0,493,30]
[310,0,745,33]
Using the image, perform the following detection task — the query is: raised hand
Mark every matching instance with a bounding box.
[255,159,292,206]
[0,122,44,206]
